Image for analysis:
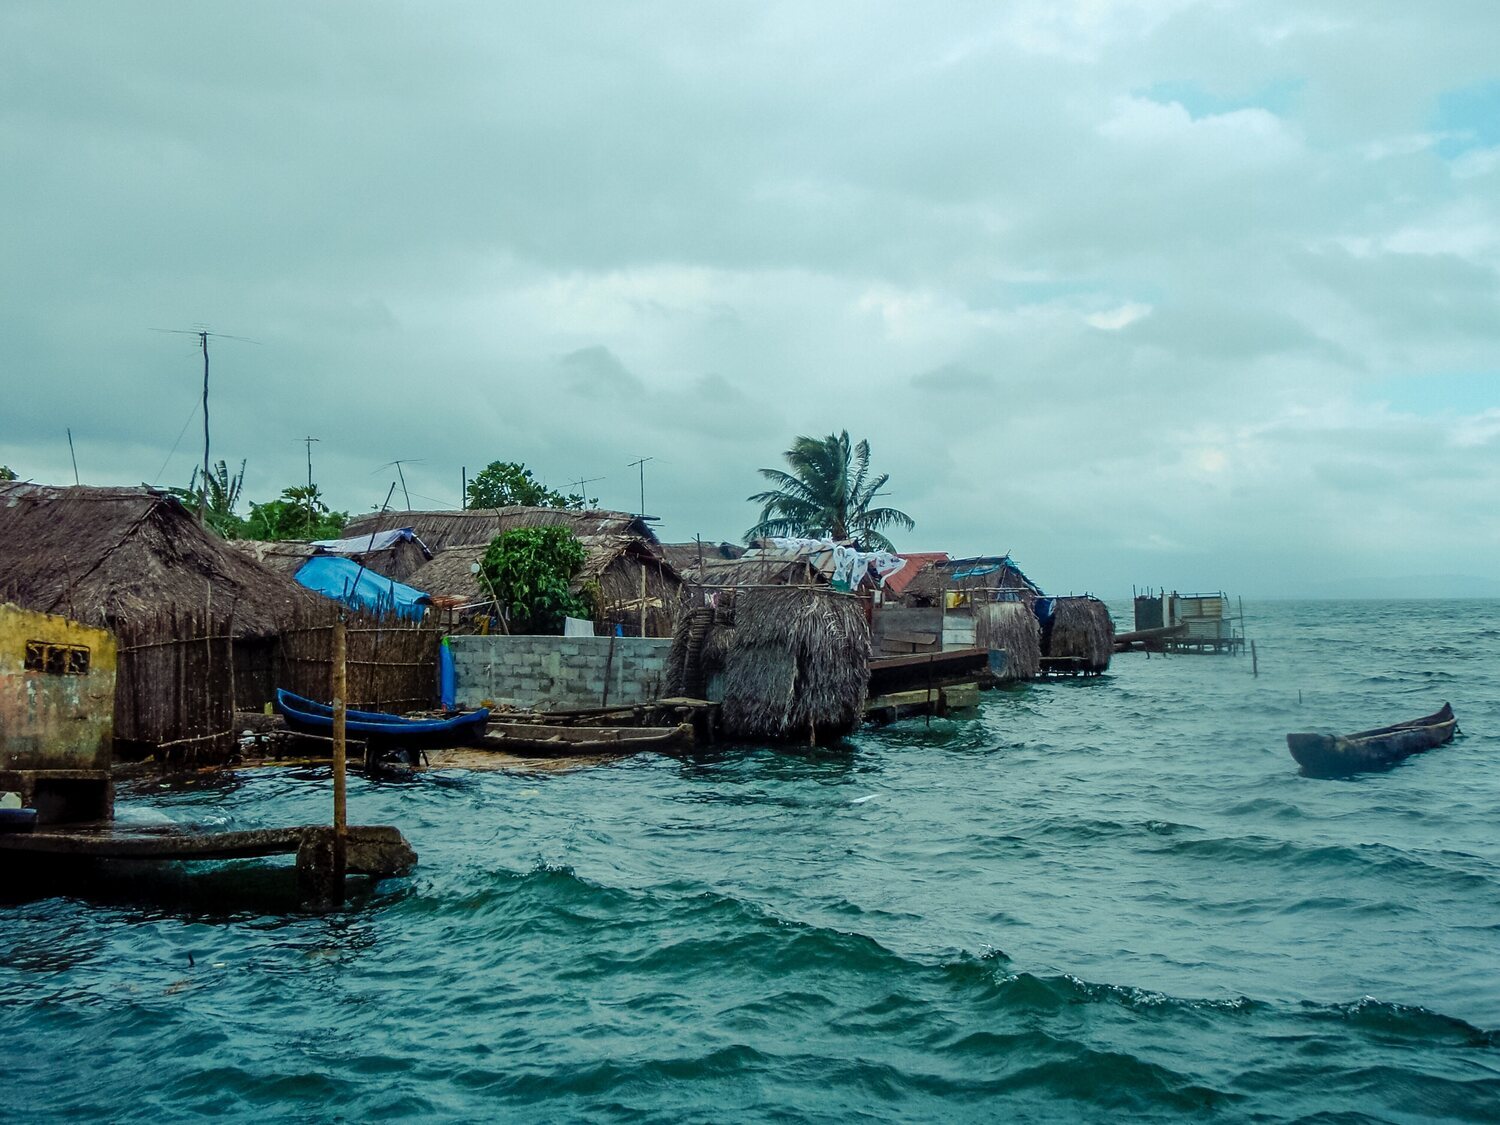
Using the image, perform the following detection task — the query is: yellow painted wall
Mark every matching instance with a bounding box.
[0,603,116,769]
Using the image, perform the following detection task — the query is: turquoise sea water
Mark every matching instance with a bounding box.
[3,599,1499,1122]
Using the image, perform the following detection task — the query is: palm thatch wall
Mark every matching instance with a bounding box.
[1043,596,1114,672]
[667,588,869,743]
[975,602,1042,681]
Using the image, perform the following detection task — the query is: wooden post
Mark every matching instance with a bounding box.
[638,565,648,638]
[1251,639,1259,679]
[331,615,348,903]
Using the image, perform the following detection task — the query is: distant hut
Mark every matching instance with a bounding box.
[236,529,433,583]
[974,602,1042,682]
[896,555,1043,609]
[665,587,870,743]
[407,534,684,638]
[0,483,324,760]
[657,541,745,573]
[1039,595,1114,674]
[344,507,658,554]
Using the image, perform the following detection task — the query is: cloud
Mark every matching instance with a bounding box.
[2,2,1499,594]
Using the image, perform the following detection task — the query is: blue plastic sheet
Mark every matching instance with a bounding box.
[295,555,431,620]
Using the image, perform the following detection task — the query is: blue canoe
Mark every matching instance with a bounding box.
[275,689,490,748]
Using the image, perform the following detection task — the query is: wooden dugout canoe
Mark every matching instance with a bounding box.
[1286,702,1457,777]
[481,721,694,756]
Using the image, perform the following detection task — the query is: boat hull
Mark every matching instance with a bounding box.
[1287,703,1456,777]
[481,722,694,757]
[275,689,490,750]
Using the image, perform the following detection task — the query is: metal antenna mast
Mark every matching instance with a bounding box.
[150,326,259,523]
[626,457,653,517]
[569,475,604,505]
[301,436,320,531]
[378,459,423,510]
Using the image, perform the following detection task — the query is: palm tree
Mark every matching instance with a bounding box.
[745,431,914,551]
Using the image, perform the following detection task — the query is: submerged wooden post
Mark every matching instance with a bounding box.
[331,615,348,902]
[1251,640,1259,679]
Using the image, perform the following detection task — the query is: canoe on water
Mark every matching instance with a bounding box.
[275,689,490,749]
[481,721,695,757]
[1286,702,1457,777]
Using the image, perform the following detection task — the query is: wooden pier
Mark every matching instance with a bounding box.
[0,823,416,910]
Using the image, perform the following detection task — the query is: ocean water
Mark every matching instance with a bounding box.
[3,599,1498,1122]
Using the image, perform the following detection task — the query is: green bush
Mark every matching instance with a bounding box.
[479,526,591,634]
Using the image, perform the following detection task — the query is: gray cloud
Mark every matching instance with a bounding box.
[3,2,1499,595]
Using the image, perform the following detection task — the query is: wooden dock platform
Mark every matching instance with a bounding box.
[0,823,416,910]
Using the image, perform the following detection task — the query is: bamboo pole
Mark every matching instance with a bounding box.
[331,615,348,902]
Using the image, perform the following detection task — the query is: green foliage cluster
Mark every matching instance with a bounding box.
[745,430,914,551]
[466,461,594,510]
[165,459,247,538]
[246,484,350,541]
[0,465,15,482]
[478,526,592,635]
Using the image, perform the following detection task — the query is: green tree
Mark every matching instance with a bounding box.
[165,459,247,538]
[246,484,350,541]
[0,465,15,482]
[478,526,592,634]
[466,461,593,510]
[745,430,914,551]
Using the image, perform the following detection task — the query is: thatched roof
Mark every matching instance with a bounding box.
[233,539,319,576]
[657,541,745,572]
[406,534,680,604]
[666,587,869,742]
[343,506,658,553]
[901,554,1043,605]
[680,549,827,589]
[231,530,432,582]
[884,552,950,597]
[0,483,320,636]
[974,602,1042,681]
[1043,596,1114,671]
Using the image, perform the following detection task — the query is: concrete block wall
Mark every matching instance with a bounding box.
[447,635,673,711]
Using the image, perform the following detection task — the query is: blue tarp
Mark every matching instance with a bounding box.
[295,555,431,620]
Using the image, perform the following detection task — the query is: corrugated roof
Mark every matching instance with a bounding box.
[883,552,951,596]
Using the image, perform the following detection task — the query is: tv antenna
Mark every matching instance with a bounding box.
[569,474,604,504]
[149,326,259,523]
[377,459,424,510]
[299,436,320,531]
[626,456,653,517]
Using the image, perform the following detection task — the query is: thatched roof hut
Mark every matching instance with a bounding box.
[974,602,1042,682]
[406,534,684,637]
[232,529,433,583]
[344,506,658,554]
[1040,596,1114,673]
[665,587,870,743]
[900,555,1043,608]
[0,483,319,637]
[657,541,745,572]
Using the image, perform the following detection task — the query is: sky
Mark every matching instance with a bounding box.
[3,1,1498,598]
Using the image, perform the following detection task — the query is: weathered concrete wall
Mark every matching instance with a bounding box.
[448,635,672,710]
[0,603,116,770]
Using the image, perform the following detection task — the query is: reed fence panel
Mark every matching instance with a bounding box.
[114,608,236,766]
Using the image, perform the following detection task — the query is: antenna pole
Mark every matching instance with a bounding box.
[199,331,210,524]
[627,456,653,517]
[66,428,79,485]
[301,435,320,534]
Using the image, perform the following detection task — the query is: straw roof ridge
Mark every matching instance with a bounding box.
[344,506,659,553]
[0,483,320,636]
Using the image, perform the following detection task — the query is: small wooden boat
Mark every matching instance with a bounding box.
[275,689,490,749]
[481,721,694,757]
[1287,702,1457,777]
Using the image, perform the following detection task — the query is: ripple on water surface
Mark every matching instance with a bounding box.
[3,599,1500,1122]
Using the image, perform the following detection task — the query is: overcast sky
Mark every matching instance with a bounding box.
[4,2,1498,597]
